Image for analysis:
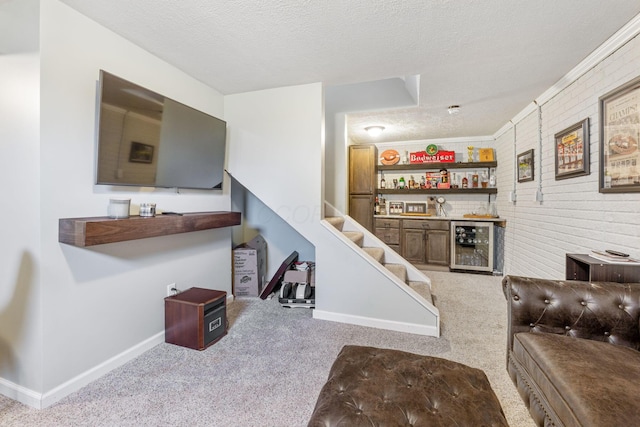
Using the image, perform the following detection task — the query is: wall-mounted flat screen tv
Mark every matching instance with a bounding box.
[95,70,226,189]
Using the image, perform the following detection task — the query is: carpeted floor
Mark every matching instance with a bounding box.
[0,271,534,426]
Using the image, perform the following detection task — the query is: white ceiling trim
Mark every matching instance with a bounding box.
[493,13,640,140]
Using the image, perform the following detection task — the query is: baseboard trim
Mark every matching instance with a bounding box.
[0,377,42,409]
[0,331,165,409]
[313,310,439,337]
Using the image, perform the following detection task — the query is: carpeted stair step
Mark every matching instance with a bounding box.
[362,247,384,263]
[384,263,407,283]
[325,216,345,231]
[408,281,434,305]
[342,231,364,247]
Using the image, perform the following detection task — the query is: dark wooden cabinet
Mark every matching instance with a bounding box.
[402,220,428,263]
[374,218,401,253]
[374,217,450,266]
[348,145,377,231]
[402,219,450,266]
[402,228,426,263]
[349,195,375,232]
[566,254,640,283]
[425,227,450,266]
[349,145,377,194]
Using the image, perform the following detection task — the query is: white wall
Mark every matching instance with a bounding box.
[234,186,316,274]
[225,83,324,245]
[0,0,235,407]
[325,77,419,213]
[0,0,42,397]
[496,31,640,279]
[314,220,438,336]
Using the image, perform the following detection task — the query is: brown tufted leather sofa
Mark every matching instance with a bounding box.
[307,345,508,427]
[503,275,640,426]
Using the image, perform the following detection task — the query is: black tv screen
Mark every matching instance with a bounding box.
[95,70,226,189]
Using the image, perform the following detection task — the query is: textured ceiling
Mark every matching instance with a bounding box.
[59,0,640,143]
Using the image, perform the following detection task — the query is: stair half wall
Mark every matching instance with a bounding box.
[314,213,440,337]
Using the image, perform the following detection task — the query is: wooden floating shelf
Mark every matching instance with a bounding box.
[378,161,497,171]
[378,188,497,195]
[59,211,241,247]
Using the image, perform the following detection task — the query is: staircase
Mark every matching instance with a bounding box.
[324,216,434,306]
[225,84,438,337]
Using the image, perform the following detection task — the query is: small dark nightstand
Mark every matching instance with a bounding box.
[164,287,227,350]
[565,254,640,283]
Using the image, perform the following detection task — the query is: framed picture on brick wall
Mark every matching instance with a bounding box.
[599,76,640,193]
[517,149,534,183]
[555,118,589,180]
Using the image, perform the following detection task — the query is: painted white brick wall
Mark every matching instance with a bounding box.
[497,33,640,279]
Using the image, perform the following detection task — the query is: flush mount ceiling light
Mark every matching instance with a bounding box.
[447,105,460,115]
[365,126,385,137]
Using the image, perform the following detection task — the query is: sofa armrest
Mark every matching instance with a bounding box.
[502,275,640,353]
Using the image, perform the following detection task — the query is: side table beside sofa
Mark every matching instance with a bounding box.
[503,275,640,426]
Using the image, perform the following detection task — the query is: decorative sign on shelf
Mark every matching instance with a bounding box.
[379,149,400,165]
[478,148,495,162]
[410,150,455,164]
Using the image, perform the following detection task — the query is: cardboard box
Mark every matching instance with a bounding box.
[233,235,267,297]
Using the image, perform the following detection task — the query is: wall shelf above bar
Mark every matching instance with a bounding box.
[378,188,497,195]
[59,211,241,247]
[378,161,497,171]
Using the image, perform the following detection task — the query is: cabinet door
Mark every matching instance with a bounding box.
[349,195,373,232]
[375,227,400,246]
[403,229,426,264]
[426,230,450,266]
[375,219,400,253]
[349,145,377,194]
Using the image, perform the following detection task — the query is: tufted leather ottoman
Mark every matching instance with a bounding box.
[308,345,508,426]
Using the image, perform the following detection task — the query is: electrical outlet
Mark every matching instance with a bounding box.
[167,283,177,296]
[535,190,543,202]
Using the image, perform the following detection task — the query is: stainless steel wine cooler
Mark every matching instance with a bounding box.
[450,221,494,272]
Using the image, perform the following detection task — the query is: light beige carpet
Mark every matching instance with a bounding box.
[0,270,534,426]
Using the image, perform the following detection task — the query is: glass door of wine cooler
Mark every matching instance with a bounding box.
[450,221,494,272]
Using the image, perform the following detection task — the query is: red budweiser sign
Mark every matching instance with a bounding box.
[410,150,455,163]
